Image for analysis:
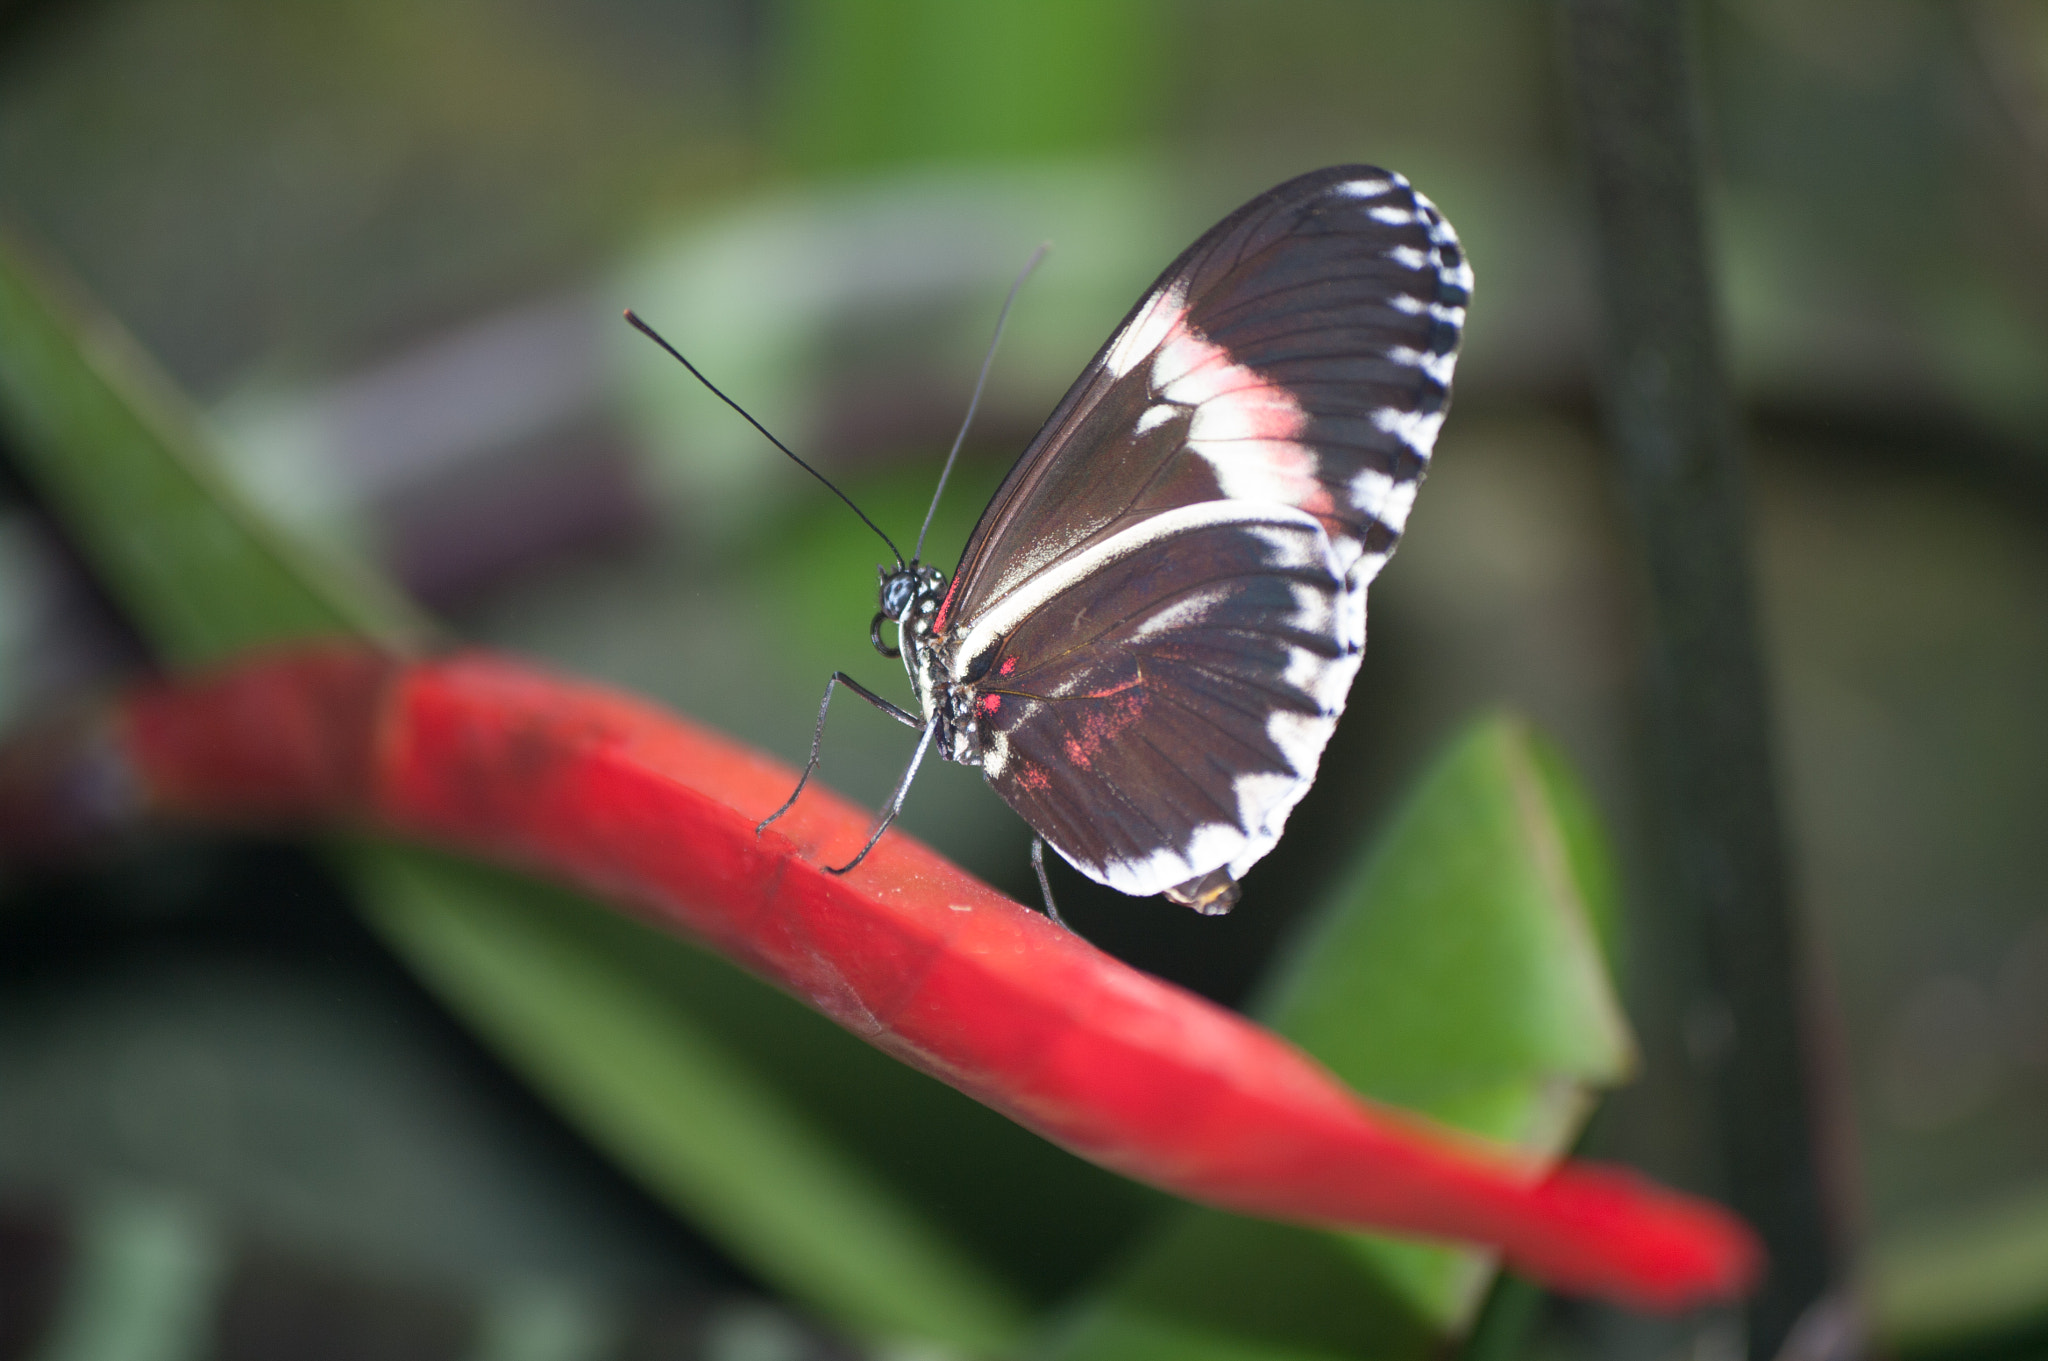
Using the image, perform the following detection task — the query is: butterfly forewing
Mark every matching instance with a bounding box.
[926,165,1467,908]
[938,166,1468,635]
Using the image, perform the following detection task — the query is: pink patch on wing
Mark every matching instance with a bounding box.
[1153,320,1344,529]
[998,656,1017,676]
[980,694,1001,713]
[1059,688,1149,770]
[1205,388,1308,441]
[1150,325,1224,395]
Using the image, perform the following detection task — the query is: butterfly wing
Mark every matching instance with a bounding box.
[952,503,1354,905]
[934,165,1469,903]
[936,165,1469,635]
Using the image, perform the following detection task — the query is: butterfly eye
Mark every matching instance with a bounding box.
[879,571,918,617]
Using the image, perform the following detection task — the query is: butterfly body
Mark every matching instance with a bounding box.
[846,163,1471,915]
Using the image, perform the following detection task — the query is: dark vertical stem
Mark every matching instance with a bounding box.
[1558,1,1836,1356]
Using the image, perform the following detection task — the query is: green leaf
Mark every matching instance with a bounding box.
[1259,714,1635,1136]
[0,227,1039,1350]
[1046,716,1635,1361]
[0,229,428,664]
[1524,728,1623,970]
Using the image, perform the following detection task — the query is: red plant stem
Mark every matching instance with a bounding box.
[46,644,1757,1308]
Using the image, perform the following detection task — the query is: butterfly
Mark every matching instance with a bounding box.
[643,164,1468,918]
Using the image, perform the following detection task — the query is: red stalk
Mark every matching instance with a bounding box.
[31,644,1757,1308]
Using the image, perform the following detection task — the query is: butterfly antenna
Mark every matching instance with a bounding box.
[624,309,905,566]
[911,242,1051,566]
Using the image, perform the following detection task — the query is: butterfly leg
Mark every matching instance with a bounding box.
[828,718,937,874]
[758,672,922,835]
[1030,836,1068,929]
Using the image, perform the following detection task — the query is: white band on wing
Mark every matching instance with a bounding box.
[945,500,1337,677]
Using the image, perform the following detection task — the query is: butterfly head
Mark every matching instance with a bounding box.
[873,563,946,660]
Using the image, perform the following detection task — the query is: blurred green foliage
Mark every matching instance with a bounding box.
[776,0,1166,170]
[4,0,2048,1356]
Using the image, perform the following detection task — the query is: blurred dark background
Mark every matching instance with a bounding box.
[1,0,2046,1356]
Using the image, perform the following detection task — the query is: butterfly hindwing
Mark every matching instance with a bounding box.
[955,505,1355,902]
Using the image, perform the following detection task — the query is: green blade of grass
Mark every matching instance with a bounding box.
[0,228,428,662]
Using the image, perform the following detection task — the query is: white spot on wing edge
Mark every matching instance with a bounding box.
[1230,625,1365,879]
[1103,283,1187,381]
[1087,823,1244,899]
[1336,177,1392,199]
[1387,295,1467,332]
[1335,569,1370,644]
[1348,551,1391,593]
[1411,186,1474,296]
[1134,403,1178,436]
[1380,480,1420,534]
[1388,345,1459,386]
[1348,467,1413,527]
[1372,405,1446,456]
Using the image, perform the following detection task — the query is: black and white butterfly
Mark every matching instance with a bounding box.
[638,165,1468,917]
